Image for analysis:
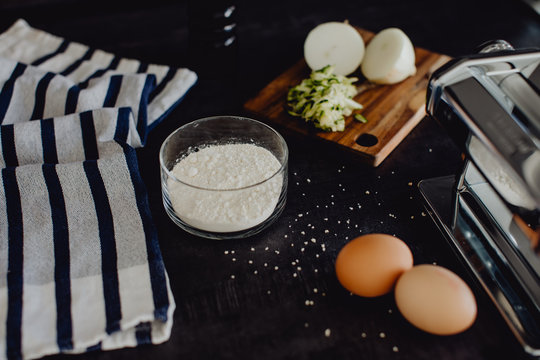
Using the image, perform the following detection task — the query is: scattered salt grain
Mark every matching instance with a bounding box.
[324,329,331,337]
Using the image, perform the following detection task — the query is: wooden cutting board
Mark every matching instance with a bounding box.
[244,28,450,167]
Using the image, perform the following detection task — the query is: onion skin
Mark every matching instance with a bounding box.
[361,28,416,85]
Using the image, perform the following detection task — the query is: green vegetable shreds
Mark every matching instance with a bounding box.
[287,65,363,132]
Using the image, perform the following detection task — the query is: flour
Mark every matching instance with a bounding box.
[167,143,284,233]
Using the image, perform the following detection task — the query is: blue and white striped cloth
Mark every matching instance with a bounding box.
[0,19,197,359]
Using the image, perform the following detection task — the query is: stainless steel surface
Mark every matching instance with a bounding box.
[423,43,540,357]
[419,177,540,357]
[426,47,540,218]
[523,0,540,15]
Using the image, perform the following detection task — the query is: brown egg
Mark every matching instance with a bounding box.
[394,264,477,335]
[335,233,414,297]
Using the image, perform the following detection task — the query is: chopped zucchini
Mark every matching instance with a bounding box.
[287,65,363,132]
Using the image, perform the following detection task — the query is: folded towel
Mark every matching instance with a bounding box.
[0,19,197,360]
[0,19,197,132]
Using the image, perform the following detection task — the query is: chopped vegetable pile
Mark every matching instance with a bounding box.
[287,65,363,132]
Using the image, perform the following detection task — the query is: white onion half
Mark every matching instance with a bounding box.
[304,22,365,76]
[361,28,416,84]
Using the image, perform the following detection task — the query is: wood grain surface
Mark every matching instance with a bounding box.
[244,28,450,166]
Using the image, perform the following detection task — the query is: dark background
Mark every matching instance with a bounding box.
[1,0,539,359]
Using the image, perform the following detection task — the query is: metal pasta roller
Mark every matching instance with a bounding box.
[419,40,540,356]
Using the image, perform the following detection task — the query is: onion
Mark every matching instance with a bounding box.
[303,22,365,76]
[361,28,416,84]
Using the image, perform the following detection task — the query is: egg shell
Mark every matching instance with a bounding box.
[335,234,414,297]
[394,264,477,335]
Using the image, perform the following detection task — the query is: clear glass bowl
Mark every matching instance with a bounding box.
[159,116,288,240]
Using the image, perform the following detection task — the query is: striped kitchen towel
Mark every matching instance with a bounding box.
[0,19,197,360]
[0,19,197,133]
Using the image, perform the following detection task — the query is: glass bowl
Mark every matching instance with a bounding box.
[159,116,288,240]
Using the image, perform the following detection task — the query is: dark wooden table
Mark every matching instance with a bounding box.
[1,0,539,359]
